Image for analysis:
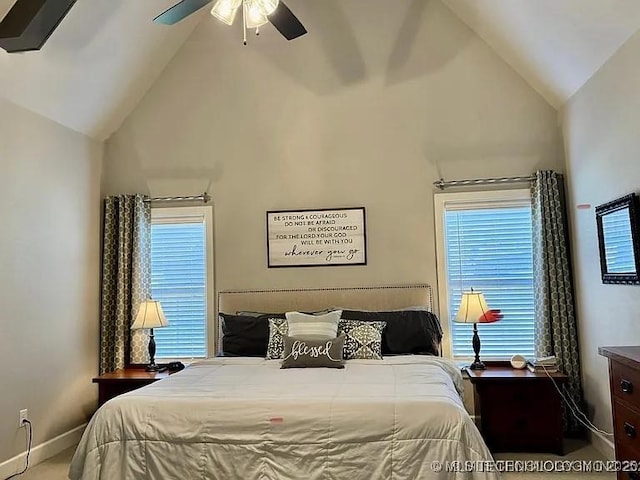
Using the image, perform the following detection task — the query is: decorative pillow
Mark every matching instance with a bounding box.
[281,335,346,369]
[236,310,333,317]
[338,320,385,360]
[219,313,270,357]
[285,310,342,339]
[236,311,286,318]
[265,318,289,359]
[340,310,443,356]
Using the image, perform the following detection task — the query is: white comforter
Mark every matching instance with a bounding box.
[70,356,499,480]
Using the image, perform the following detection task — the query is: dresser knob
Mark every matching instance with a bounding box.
[621,379,634,394]
[624,422,637,438]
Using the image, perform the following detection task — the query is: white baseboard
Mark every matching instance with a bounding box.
[0,423,86,479]
[589,428,615,460]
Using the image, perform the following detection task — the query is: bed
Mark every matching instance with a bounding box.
[70,285,499,480]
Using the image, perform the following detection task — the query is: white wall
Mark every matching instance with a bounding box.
[0,99,102,464]
[561,29,640,454]
[103,0,562,299]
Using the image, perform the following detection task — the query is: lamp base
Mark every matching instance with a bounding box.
[469,322,486,370]
[469,360,486,370]
[145,328,160,372]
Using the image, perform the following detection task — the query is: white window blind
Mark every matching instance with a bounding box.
[601,209,636,273]
[151,216,207,359]
[441,195,535,359]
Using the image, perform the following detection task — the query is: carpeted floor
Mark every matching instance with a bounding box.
[494,439,616,479]
[7,446,75,480]
[7,440,615,479]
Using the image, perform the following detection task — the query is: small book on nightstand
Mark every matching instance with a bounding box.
[526,355,559,373]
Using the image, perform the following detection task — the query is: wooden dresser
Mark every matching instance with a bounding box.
[599,346,640,480]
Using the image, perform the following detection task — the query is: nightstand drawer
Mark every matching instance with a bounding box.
[477,383,557,413]
[486,411,559,437]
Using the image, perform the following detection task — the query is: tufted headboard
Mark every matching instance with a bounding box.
[217,284,433,315]
[215,284,437,356]
[215,284,435,356]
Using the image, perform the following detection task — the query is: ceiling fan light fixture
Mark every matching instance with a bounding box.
[244,0,269,28]
[258,0,279,16]
[211,0,241,25]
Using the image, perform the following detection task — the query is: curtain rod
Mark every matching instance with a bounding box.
[143,192,211,204]
[433,175,535,190]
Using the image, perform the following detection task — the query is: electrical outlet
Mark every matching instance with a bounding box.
[18,409,28,428]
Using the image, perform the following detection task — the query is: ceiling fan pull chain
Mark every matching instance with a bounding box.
[242,0,247,45]
[256,26,260,36]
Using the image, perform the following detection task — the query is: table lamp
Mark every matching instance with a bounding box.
[131,300,169,371]
[455,289,502,370]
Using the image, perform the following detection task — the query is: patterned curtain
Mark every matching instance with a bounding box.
[99,194,152,374]
[531,170,583,434]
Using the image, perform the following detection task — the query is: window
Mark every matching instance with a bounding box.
[151,206,214,359]
[434,189,535,360]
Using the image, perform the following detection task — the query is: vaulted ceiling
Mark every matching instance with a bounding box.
[443,0,640,108]
[1,0,639,140]
[0,0,203,140]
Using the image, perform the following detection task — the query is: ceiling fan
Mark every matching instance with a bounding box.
[154,0,307,44]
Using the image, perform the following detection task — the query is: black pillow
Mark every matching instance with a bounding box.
[339,310,442,356]
[235,311,287,318]
[219,313,272,357]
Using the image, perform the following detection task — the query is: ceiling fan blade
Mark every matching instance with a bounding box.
[268,1,307,40]
[154,0,214,25]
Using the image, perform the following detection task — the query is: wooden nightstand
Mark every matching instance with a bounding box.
[466,364,568,455]
[93,367,172,407]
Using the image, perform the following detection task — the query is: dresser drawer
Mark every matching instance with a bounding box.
[614,444,640,480]
[615,401,640,457]
[612,361,640,405]
[599,348,640,480]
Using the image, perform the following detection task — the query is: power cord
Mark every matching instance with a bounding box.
[4,419,32,480]
[541,364,613,437]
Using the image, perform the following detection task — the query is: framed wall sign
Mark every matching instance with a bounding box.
[267,207,367,268]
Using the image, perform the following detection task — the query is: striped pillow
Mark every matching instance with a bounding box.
[285,310,341,339]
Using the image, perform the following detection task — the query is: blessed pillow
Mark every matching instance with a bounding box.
[340,310,442,356]
[219,313,270,357]
[265,318,289,359]
[285,310,342,339]
[338,319,385,360]
[281,335,345,369]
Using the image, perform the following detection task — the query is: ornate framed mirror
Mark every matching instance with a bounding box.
[595,193,640,285]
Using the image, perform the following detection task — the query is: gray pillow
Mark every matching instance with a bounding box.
[281,335,346,369]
